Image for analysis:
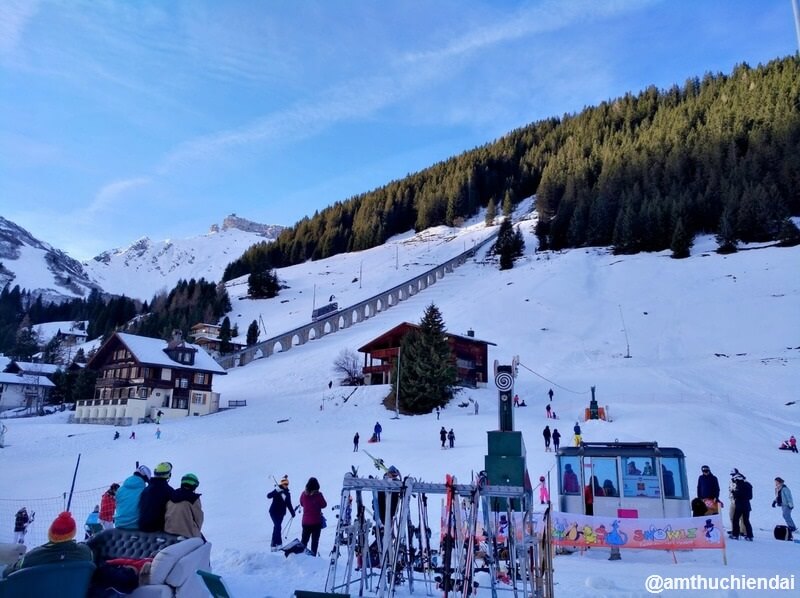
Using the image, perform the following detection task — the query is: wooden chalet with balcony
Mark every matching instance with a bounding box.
[357,322,495,388]
[76,331,226,425]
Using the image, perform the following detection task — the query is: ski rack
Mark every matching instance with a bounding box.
[325,474,554,598]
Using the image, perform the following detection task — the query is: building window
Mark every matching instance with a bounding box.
[192,393,206,405]
[161,368,171,381]
[193,373,206,385]
[138,388,148,399]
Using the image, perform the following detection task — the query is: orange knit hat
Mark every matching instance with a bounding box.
[48,511,77,543]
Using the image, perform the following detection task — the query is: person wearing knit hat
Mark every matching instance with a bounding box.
[114,465,151,530]
[267,475,296,550]
[165,473,204,539]
[99,483,120,530]
[139,462,175,533]
[2,512,93,579]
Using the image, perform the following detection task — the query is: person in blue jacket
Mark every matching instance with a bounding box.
[374,422,382,442]
[114,464,151,530]
[267,475,296,550]
[139,462,175,532]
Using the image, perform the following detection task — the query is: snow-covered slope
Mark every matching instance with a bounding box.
[0,216,101,302]
[1,202,799,597]
[82,215,283,300]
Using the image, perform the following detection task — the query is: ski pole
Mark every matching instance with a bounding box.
[283,515,295,539]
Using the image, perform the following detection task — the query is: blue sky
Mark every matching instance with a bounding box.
[1,0,797,260]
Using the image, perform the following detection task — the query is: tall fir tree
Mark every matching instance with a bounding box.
[219,316,232,354]
[246,320,260,346]
[485,197,497,226]
[391,303,457,414]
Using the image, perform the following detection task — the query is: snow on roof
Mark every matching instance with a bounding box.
[6,361,62,375]
[116,332,226,374]
[0,373,55,387]
[33,321,88,344]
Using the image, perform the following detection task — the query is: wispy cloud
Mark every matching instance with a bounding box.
[90,177,151,213]
[0,0,39,57]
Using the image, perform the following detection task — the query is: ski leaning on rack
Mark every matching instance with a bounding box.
[438,474,457,597]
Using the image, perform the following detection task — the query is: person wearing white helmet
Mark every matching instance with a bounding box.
[114,464,151,530]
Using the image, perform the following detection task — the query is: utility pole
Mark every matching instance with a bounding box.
[359,261,362,289]
[392,347,401,419]
[618,305,631,358]
[793,0,800,55]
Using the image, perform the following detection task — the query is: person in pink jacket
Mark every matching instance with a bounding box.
[538,476,550,505]
[299,476,328,556]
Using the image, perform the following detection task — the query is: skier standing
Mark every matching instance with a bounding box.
[353,432,359,452]
[374,422,382,442]
[440,426,447,449]
[99,483,119,530]
[447,429,455,449]
[13,507,32,544]
[539,476,550,504]
[545,404,552,419]
[543,426,551,452]
[548,388,554,401]
[772,477,796,535]
[573,422,582,446]
[267,476,296,550]
[729,472,753,540]
[552,429,561,451]
[300,477,328,556]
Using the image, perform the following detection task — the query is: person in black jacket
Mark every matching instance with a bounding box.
[543,426,551,452]
[267,476,296,549]
[696,465,721,511]
[139,461,174,532]
[729,472,753,540]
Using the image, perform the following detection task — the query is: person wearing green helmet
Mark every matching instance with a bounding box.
[165,473,204,538]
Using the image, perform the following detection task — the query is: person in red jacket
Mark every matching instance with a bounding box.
[299,477,327,556]
[99,483,120,529]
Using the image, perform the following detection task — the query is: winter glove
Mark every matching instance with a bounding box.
[772,500,777,508]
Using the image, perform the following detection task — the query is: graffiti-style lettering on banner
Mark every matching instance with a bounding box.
[551,513,726,550]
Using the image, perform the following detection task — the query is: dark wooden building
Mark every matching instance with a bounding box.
[357,322,495,388]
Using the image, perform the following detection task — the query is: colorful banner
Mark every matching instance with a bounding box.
[551,513,726,550]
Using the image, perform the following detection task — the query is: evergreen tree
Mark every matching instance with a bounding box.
[485,197,497,226]
[219,317,232,354]
[246,320,260,346]
[670,217,692,259]
[777,218,800,246]
[494,218,525,270]
[716,202,738,253]
[392,303,457,414]
[13,317,39,360]
[502,189,514,217]
[73,347,87,363]
[248,268,280,299]
[72,368,97,403]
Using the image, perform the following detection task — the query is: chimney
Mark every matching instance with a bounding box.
[466,329,475,338]
[168,330,183,348]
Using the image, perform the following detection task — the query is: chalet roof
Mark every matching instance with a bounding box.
[94,333,226,374]
[358,322,496,353]
[4,361,62,375]
[0,373,55,388]
[190,323,221,331]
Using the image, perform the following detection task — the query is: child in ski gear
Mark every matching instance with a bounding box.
[13,507,31,544]
[300,477,327,556]
[440,426,447,448]
[2,512,92,579]
[129,431,136,439]
[373,422,382,442]
[728,468,747,536]
[513,394,520,407]
[548,388,554,401]
[474,400,479,415]
[267,476,296,549]
[377,466,402,527]
[84,505,102,539]
[114,465,150,530]
[772,477,796,533]
[139,461,174,533]
[113,430,120,440]
[791,435,798,452]
[353,432,359,452]
[538,476,550,504]
[447,429,455,448]
[697,466,721,505]
[99,483,119,530]
[543,426,551,451]
[435,407,440,420]
[729,472,753,540]
[165,473,204,538]
[545,404,552,418]
[155,427,161,439]
[552,429,561,451]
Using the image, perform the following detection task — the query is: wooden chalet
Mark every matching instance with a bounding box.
[357,322,496,388]
[189,322,245,357]
[77,331,226,425]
